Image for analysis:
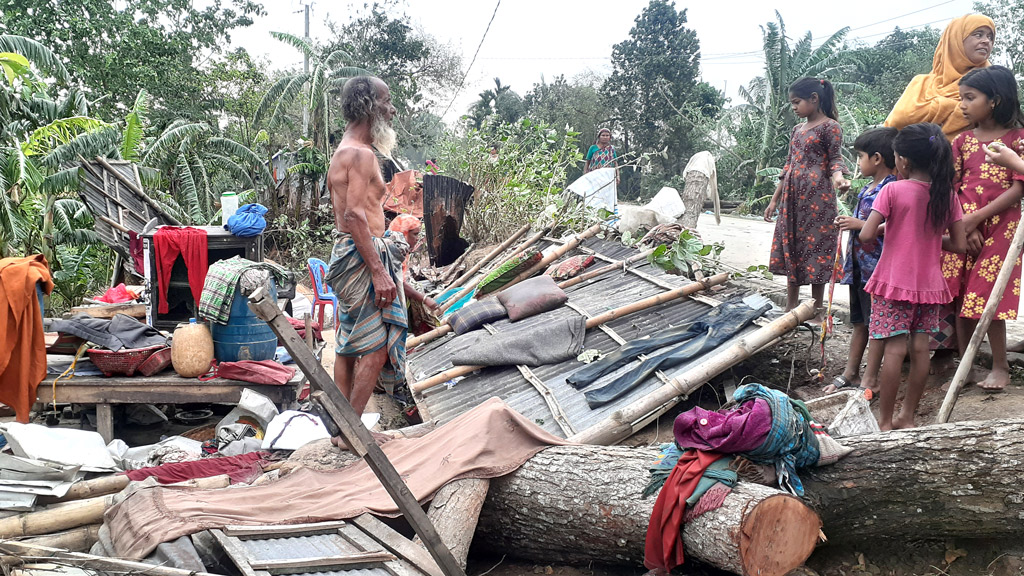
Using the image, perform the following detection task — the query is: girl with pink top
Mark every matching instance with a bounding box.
[860,123,967,430]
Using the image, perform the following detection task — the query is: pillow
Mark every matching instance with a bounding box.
[545,254,595,281]
[497,275,568,322]
[476,249,542,295]
[448,299,508,335]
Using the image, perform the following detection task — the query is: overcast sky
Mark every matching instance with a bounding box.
[230,0,979,122]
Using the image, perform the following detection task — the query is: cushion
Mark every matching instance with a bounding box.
[448,299,508,335]
[545,254,595,281]
[476,249,543,296]
[497,275,568,322]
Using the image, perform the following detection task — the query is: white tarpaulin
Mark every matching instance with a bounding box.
[644,187,687,223]
[1,423,118,472]
[566,168,617,212]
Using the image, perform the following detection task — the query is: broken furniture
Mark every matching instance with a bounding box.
[142,226,264,331]
[36,373,298,443]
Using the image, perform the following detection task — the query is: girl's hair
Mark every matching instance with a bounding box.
[789,77,838,121]
[960,66,1024,128]
[893,123,955,231]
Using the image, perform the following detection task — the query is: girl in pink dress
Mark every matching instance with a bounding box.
[943,65,1024,391]
[860,123,967,430]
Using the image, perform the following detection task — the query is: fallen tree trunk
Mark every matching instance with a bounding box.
[802,418,1024,542]
[477,419,1024,572]
[476,445,819,576]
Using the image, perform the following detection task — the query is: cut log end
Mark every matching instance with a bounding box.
[739,494,821,576]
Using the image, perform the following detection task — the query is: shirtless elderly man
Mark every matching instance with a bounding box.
[324,76,409,416]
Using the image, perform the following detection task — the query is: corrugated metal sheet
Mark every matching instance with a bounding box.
[232,531,392,576]
[409,237,761,438]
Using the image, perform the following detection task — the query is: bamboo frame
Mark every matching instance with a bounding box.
[489,223,603,297]
[410,272,730,394]
[442,223,531,292]
[937,219,1024,423]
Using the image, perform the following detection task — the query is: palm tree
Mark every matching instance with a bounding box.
[735,13,851,182]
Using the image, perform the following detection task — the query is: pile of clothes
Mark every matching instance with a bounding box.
[644,383,852,572]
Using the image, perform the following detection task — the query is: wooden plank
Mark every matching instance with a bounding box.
[249,552,396,574]
[95,403,113,444]
[36,382,294,406]
[69,303,147,319]
[350,514,444,576]
[211,529,260,576]
[223,521,350,538]
[247,287,463,576]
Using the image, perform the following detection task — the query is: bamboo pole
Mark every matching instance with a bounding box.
[937,220,1024,424]
[0,541,222,576]
[40,475,130,504]
[489,224,604,297]
[437,227,550,314]
[569,300,816,445]
[444,223,531,292]
[411,273,731,394]
[407,247,657,349]
[22,525,101,552]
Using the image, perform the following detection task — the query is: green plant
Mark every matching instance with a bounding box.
[648,229,725,278]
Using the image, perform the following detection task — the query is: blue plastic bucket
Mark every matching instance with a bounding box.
[210,280,277,362]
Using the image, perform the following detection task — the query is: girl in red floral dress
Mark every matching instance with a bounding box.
[944,65,1024,391]
[765,78,851,323]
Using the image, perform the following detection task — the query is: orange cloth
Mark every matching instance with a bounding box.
[884,13,995,139]
[0,255,53,422]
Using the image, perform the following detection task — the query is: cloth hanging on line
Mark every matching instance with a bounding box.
[0,255,53,423]
[153,227,209,314]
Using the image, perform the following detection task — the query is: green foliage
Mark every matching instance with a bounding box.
[49,244,111,314]
[523,73,604,184]
[436,116,583,244]
[601,0,724,199]
[264,206,336,271]
[648,230,726,278]
[0,0,264,122]
[975,0,1024,76]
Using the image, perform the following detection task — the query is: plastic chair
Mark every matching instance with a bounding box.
[307,258,337,328]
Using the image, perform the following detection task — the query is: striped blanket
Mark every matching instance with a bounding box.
[324,231,409,393]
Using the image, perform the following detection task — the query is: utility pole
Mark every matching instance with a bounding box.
[301,1,311,138]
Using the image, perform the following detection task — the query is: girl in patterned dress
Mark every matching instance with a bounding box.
[860,123,966,430]
[943,65,1024,391]
[765,78,851,323]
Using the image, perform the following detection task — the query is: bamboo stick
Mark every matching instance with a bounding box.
[407,247,657,349]
[22,525,101,553]
[411,273,730,394]
[0,496,112,539]
[40,475,130,504]
[0,541,222,576]
[569,300,816,445]
[937,220,1024,423]
[443,223,531,292]
[437,227,550,314]
[489,223,604,297]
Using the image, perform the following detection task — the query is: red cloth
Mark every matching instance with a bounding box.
[128,231,145,275]
[153,227,208,314]
[124,451,269,485]
[286,316,322,341]
[0,255,53,423]
[95,283,139,304]
[644,450,722,573]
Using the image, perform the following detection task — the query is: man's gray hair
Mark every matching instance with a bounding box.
[341,76,379,123]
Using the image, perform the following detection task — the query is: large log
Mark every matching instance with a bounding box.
[476,445,819,576]
[803,418,1024,542]
[414,478,490,569]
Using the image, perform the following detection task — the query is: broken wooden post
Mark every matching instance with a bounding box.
[570,300,815,445]
[247,287,466,576]
[937,216,1024,423]
[411,273,731,394]
[414,478,490,570]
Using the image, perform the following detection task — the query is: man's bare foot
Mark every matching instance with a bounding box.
[979,367,1011,392]
[879,420,893,431]
[892,414,917,429]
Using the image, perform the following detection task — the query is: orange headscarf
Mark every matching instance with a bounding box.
[884,14,995,139]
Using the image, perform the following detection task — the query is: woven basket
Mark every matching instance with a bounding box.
[87,345,165,377]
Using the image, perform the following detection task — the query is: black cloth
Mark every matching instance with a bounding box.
[49,313,167,351]
[848,267,872,325]
[569,299,770,408]
[450,315,586,367]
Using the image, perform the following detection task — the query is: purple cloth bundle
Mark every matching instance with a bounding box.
[674,398,772,453]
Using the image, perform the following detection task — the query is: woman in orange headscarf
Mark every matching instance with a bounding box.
[885,13,995,140]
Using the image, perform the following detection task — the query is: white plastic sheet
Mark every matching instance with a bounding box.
[1,423,118,472]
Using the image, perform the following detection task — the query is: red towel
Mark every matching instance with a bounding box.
[153,227,208,314]
[124,451,269,485]
[644,449,722,572]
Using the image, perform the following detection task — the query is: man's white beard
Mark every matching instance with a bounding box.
[371,114,397,158]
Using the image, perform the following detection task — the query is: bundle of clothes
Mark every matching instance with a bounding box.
[644,383,853,572]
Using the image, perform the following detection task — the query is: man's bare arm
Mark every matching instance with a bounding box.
[335,148,397,307]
